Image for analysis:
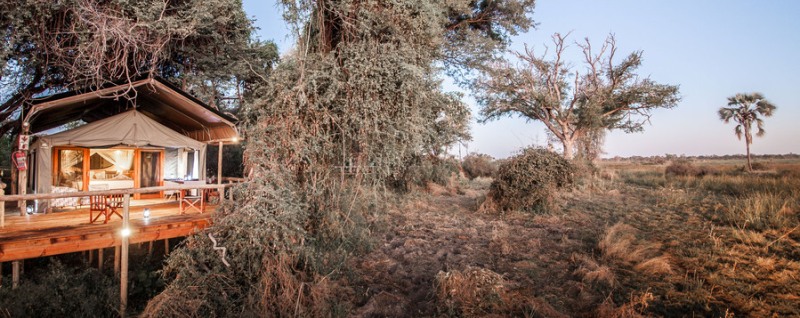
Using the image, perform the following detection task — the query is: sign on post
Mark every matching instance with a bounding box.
[17,135,29,151]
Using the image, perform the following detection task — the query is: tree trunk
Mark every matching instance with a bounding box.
[745,128,753,172]
[562,137,575,160]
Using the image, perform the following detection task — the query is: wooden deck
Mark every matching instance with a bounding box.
[0,201,214,262]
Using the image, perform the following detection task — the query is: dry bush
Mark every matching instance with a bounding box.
[394,156,462,192]
[462,153,496,180]
[485,147,575,213]
[665,160,716,177]
[595,291,654,318]
[572,254,617,288]
[435,266,508,316]
[477,192,501,213]
[599,223,640,263]
[599,223,672,276]
[490,222,512,255]
[257,253,336,317]
[633,255,674,276]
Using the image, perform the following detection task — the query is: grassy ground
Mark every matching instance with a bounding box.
[349,159,800,317]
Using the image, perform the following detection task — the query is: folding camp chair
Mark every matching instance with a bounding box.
[105,193,124,222]
[180,180,206,214]
[89,184,109,224]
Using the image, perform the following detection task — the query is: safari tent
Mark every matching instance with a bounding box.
[24,77,240,212]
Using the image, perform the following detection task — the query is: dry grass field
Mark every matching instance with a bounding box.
[348,159,800,317]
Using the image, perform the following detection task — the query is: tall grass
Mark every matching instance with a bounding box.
[718,191,798,231]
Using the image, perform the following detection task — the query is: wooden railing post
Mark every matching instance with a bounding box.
[120,193,130,317]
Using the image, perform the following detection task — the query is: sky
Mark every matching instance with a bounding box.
[242,0,800,158]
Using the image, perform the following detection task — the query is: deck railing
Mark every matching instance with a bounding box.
[0,181,243,314]
[0,182,241,228]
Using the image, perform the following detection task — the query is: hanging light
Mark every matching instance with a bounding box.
[120,227,131,237]
[143,208,151,219]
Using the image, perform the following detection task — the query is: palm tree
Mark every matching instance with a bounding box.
[718,93,777,171]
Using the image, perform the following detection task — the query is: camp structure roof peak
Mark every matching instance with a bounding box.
[26,76,239,144]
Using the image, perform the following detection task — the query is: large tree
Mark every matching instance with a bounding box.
[718,92,777,171]
[476,33,680,160]
[144,1,536,316]
[0,0,278,136]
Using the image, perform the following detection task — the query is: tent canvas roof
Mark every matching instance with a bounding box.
[33,110,204,150]
[26,77,238,143]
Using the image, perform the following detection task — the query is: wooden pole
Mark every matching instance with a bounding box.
[148,241,153,256]
[1,182,6,228]
[1,262,3,287]
[89,249,94,264]
[164,238,169,255]
[120,194,130,317]
[114,246,120,274]
[97,248,103,271]
[18,170,26,216]
[11,260,20,289]
[217,141,223,185]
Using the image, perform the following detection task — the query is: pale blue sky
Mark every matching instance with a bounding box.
[242,0,799,158]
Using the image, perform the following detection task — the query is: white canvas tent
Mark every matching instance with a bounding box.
[31,110,207,211]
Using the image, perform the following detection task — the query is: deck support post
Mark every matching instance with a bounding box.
[164,238,169,255]
[11,261,20,289]
[1,182,6,228]
[148,241,153,256]
[120,194,130,317]
[98,248,103,271]
[114,246,120,274]
[89,249,94,264]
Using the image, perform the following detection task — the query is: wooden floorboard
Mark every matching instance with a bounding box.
[0,200,215,262]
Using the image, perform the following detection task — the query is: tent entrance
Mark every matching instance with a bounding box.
[138,150,163,199]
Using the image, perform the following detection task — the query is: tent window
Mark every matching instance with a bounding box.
[56,149,84,190]
[186,151,195,179]
[89,149,134,179]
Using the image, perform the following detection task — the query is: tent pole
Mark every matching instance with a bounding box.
[217,141,223,185]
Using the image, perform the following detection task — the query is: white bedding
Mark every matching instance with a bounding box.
[89,179,134,190]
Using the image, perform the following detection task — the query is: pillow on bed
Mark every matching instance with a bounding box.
[94,171,106,179]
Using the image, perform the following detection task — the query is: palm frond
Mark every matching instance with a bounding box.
[718,107,734,122]
[755,118,766,137]
[756,99,777,117]
[734,124,743,140]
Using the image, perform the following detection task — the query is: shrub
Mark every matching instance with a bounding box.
[392,155,460,191]
[664,160,697,176]
[750,161,768,171]
[665,160,716,177]
[0,261,117,317]
[435,266,508,316]
[461,153,496,180]
[486,147,574,212]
